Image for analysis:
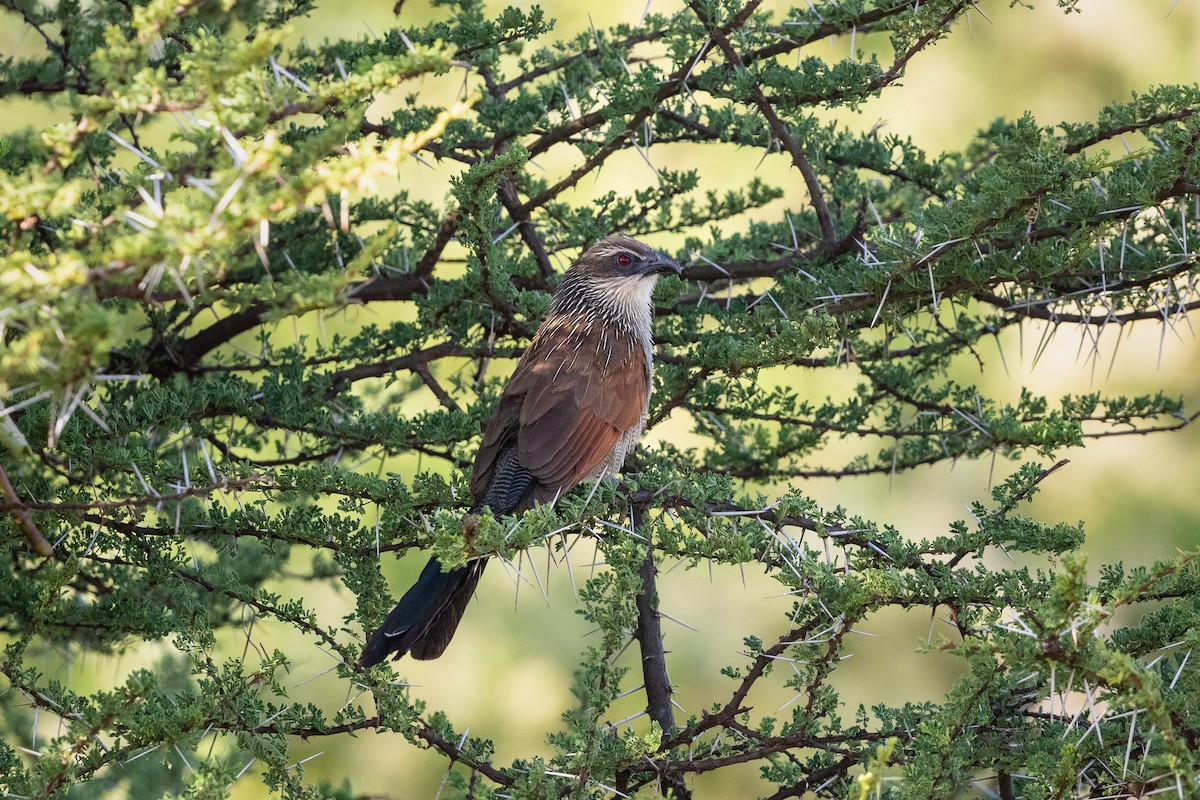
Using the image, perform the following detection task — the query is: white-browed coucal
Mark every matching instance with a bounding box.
[358,235,681,665]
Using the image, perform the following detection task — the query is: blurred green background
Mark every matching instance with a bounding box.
[4,0,1198,796]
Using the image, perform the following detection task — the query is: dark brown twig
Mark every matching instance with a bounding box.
[631,503,691,799]
[413,362,462,413]
[687,1,836,247]
[498,177,556,281]
[0,464,53,556]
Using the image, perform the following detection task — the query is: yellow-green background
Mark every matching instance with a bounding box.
[3,0,1198,796]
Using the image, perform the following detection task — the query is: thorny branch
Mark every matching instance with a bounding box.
[629,502,691,799]
[687,0,836,247]
[0,464,53,556]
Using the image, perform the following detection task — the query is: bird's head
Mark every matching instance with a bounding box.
[571,234,682,280]
[552,235,682,330]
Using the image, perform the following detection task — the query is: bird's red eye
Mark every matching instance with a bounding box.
[616,254,633,268]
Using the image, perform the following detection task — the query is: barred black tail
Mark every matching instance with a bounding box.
[358,557,488,666]
[359,447,532,666]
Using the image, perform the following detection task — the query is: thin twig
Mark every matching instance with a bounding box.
[0,464,53,556]
[687,0,836,247]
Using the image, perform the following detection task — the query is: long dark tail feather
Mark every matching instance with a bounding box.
[358,557,487,666]
[358,443,534,666]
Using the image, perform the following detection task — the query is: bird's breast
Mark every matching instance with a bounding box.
[583,340,653,483]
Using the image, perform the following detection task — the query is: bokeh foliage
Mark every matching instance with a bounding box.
[2,0,1200,798]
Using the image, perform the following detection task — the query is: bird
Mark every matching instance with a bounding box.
[357,234,682,666]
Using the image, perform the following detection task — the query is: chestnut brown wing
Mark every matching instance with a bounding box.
[470,319,648,507]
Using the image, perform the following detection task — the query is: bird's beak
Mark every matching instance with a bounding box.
[643,251,682,277]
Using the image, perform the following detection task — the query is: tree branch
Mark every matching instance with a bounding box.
[0,464,53,556]
[631,503,690,799]
[687,0,836,247]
